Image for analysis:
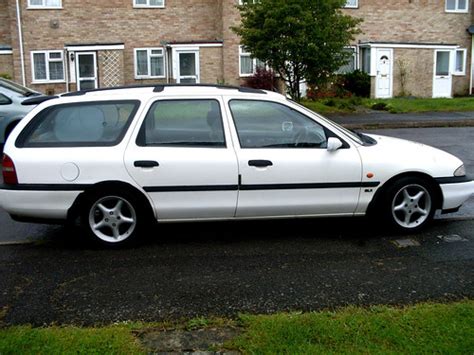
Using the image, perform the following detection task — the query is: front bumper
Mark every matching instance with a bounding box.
[439,179,474,210]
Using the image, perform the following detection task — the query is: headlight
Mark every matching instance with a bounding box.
[454,164,466,177]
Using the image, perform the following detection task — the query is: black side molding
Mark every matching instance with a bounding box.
[435,176,472,184]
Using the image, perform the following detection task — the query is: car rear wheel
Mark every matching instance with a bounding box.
[81,191,142,247]
[384,177,436,232]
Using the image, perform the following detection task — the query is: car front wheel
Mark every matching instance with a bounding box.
[81,191,142,247]
[384,177,436,232]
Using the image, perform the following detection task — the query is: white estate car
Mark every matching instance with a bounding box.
[1,85,473,246]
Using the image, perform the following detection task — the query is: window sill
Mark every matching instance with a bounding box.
[239,74,254,78]
[135,76,166,80]
[343,6,359,9]
[32,80,65,84]
[453,72,466,76]
[27,7,63,10]
[133,6,165,9]
[445,9,469,13]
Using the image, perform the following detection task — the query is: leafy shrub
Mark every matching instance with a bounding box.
[341,70,370,97]
[243,67,276,91]
[371,102,388,111]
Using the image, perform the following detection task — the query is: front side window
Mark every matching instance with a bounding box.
[229,100,328,149]
[32,50,65,82]
[134,0,165,7]
[343,0,358,8]
[239,46,265,77]
[17,101,139,147]
[135,48,165,79]
[137,100,226,147]
[446,0,468,12]
[28,0,61,8]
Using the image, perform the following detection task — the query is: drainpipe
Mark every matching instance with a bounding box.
[15,0,26,86]
[470,35,474,95]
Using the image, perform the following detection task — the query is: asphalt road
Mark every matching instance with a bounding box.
[0,127,473,325]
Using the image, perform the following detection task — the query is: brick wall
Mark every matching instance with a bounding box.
[0,54,14,79]
[200,47,224,84]
[392,48,434,97]
[0,0,11,46]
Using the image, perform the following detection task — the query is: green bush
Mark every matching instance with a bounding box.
[342,70,370,97]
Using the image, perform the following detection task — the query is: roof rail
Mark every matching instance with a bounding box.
[61,84,267,97]
[22,95,59,106]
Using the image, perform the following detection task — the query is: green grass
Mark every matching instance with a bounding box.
[229,300,474,354]
[302,96,474,115]
[0,301,472,354]
[0,324,147,354]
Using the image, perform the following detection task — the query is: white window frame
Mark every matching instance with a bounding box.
[134,48,166,79]
[343,0,358,9]
[454,48,467,75]
[31,50,65,83]
[27,0,62,9]
[445,0,469,13]
[133,0,165,8]
[238,0,258,4]
[239,46,265,77]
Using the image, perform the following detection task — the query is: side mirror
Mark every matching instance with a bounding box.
[327,137,343,152]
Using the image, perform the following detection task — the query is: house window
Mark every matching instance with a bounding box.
[344,0,358,8]
[445,0,468,12]
[133,0,165,8]
[360,47,371,74]
[238,0,258,4]
[31,50,65,82]
[28,0,61,8]
[135,48,165,79]
[454,49,466,75]
[337,47,357,74]
[239,46,265,77]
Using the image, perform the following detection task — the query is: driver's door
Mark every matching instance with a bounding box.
[227,99,363,218]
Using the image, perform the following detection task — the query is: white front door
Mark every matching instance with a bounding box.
[176,50,200,84]
[433,50,452,98]
[76,52,98,91]
[227,99,363,218]
[124,98,238,221]
[375,49,393,98]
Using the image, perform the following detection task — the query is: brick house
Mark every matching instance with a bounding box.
[0,0,473,98]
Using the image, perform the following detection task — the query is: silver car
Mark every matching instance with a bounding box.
[0,78,42,147]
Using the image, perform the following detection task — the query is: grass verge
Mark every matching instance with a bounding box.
[0,301,472,354]
[302,97,474,115]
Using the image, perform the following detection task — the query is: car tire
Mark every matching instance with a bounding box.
[382,176,436,233]
[80,189,144,247]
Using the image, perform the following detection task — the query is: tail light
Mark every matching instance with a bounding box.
[2,154,18,185]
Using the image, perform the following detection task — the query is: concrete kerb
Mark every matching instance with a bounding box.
[326,111,474,130]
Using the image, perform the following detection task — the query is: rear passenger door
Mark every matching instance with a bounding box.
[124,97,239,221]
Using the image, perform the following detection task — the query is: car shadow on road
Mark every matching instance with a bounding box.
[35,216,434,251]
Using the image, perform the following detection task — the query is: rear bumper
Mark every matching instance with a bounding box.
[0,188,81,220]
[439,179,474,210]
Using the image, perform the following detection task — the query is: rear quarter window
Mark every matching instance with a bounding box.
[16,100,140,147]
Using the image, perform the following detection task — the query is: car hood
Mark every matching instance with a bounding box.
[358,133,464,179]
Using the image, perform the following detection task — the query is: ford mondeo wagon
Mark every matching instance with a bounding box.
[1,85,473,246]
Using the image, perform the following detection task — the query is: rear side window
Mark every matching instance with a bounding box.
[137,99,225,147]
[17,100,139,147]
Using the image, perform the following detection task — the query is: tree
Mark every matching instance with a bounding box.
[233,0,362,101]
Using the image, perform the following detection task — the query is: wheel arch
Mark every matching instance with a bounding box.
[67,180,156,223]
[367,171,443,216]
